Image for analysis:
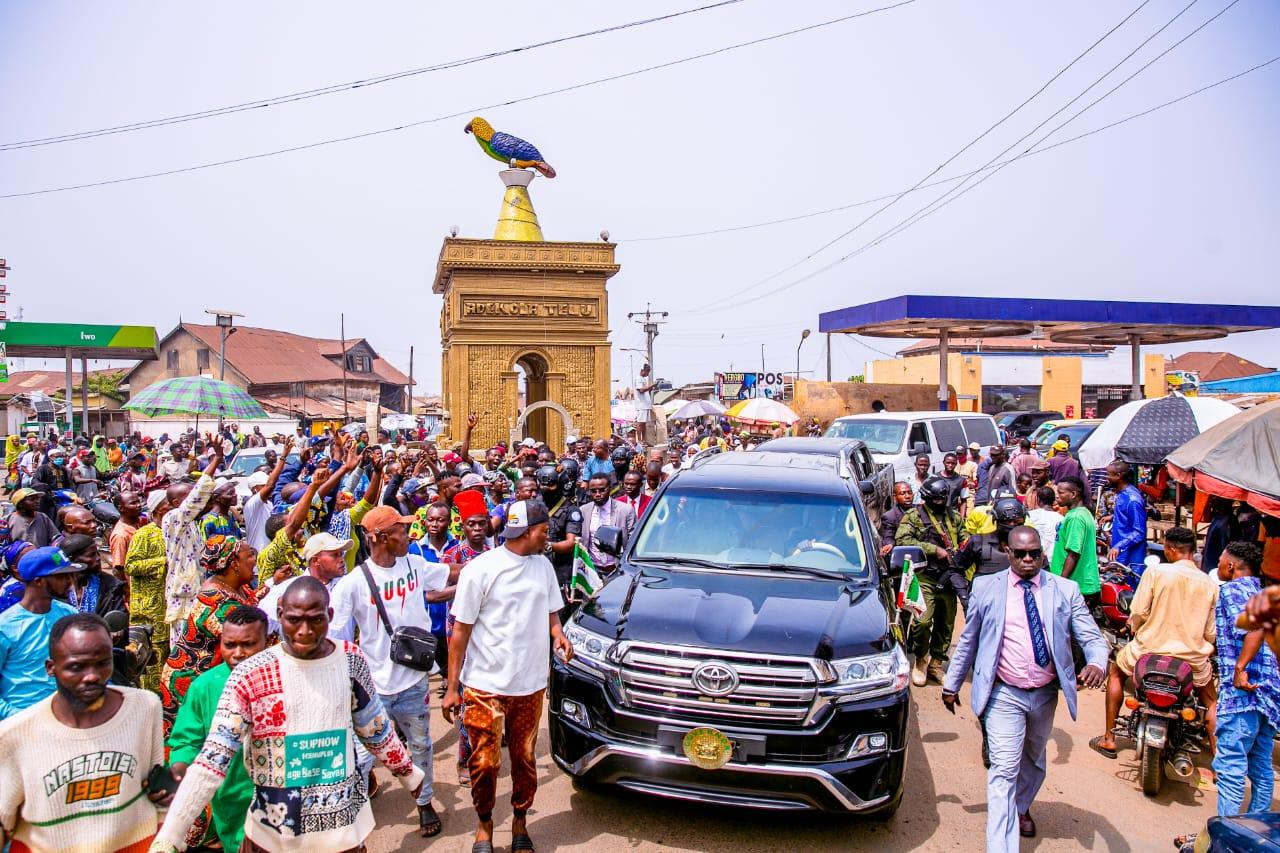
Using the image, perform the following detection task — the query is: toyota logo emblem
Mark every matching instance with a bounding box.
[692,661,739,697]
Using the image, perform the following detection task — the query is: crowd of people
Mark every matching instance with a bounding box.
[0,412,708,852]
[879,433,1277,852]
[1,411,1277,852]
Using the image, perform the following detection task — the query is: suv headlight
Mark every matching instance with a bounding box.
[823,645,909,699]
[563,622,618,677]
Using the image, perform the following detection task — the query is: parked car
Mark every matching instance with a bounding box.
[995,410,1064,442]
[549,446,910,816]
[823,411,1000,484]
[225,447,300,498]
[1027,419,1102,457]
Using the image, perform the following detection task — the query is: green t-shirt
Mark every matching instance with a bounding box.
[168,662,253,851]
[1049,505,1100,595]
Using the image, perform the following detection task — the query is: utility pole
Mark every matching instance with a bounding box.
[826,333,832,382]
[627,304,668,442]
[407,345,415,416]
[340,313,350,422]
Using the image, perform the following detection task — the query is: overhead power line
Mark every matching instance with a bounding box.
[683,0,1156,314]
[716,0,1244,312]
[0,0,919,200]
[621,53,1278,244]
[0,0,745,151]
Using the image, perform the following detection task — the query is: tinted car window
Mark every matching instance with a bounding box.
[930,418,966,454]
[824,420,906,455]
[633,487,868,577]
[961,417,999,447]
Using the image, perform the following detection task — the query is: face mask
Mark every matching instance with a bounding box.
[53,458,66,466]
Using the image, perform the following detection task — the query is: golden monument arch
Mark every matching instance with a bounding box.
[434,120,617,451]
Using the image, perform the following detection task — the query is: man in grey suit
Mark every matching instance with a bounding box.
[580,473,637,576]
[943,526,1108,852]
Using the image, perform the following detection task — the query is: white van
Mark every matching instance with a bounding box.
[823,411,1001,485]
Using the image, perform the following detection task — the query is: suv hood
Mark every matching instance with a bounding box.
[577,566,892,660]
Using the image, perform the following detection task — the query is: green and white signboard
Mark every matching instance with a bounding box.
[0,321,158,360]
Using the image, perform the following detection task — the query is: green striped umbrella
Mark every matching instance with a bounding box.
[125,376,267,419]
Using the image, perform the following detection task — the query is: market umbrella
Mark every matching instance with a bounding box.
[1166,399,1280,517]
[660,399,688,418]
[670,399,726,420]
[1077,393,1239,471]
[125,376,267,420]
[610,399,639,423]
[725,397,799,426]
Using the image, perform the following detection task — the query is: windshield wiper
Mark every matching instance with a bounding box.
[631,556,729,570]
[750,563,854,581]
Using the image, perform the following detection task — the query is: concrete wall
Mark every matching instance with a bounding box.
[794,380,951,425]
[865,354,982,412]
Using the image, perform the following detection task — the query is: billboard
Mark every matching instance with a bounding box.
[715,371,786,401]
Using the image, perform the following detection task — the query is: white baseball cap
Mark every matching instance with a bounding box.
[302,532,353,563]
[246,471,270,489]
[520,437,537,448]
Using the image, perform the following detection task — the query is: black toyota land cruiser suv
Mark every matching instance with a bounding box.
[549,443,909,816]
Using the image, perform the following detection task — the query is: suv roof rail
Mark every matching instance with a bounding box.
[688,444,726,469]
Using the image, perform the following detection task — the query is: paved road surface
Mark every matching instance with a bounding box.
[366,673,1233,852]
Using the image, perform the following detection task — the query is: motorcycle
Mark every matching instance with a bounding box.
[1115,652,1207,796]
[1093,561,1139,652]
[104,610,155,688]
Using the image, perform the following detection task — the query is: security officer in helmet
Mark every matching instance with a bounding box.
[609,446,634,497]
[896,476,969,687]
[557,456,583,505]
[537,464,582,594]
[959,490,1028,579]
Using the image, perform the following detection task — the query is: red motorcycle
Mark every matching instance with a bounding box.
[1092,561,1140,652]
[1116,653,1207,796]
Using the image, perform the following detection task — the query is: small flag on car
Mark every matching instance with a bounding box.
[570,542,603,601]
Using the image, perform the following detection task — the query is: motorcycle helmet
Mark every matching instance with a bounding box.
[452,462,474,479]
[535,464,564,490]
[610,446,634,465]
[918,477,952,509]
[558,457,581,483]
[992,497,1027,527]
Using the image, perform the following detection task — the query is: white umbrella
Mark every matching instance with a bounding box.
[660,399,688,418]
[610,399,640,423]
[1078,394,1239,470]
[670,399,726,420]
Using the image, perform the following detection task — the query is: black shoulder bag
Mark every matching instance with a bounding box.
[359,561,437,671]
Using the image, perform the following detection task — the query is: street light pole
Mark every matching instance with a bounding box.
[204,309,243,381]
[795,329,811,399]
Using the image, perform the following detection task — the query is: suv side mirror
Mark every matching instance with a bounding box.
[595,525,625,557]
[911,441,929,456]
[889,546,926,571]
[859,479,876,495]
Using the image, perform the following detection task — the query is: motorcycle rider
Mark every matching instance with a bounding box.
[1092,526,1219,759]
[897,477,968,685]
[30,447,74,521]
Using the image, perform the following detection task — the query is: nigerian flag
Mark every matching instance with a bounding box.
[897,557,926,618]
[570,542,604,600]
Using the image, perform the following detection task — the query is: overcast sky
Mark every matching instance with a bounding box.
[2,1,1278,393]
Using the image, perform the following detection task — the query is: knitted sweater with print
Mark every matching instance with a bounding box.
[0,687,163,853]
[151,641,423,853]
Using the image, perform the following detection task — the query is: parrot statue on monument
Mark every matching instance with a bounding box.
[464,116,557,179]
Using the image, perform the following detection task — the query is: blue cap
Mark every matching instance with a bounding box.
[17,546,84,583]
[402,477,426,494]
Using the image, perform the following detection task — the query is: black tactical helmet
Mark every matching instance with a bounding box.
[992,496,1027,526]
[610,445,634,465]
[558,457,581,482]
[919,477,952,506]
[535,464,563,489]
[452,462,473,479]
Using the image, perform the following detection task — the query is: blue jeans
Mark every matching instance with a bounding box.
[380,678,434,805]
[1213,709,1276,815]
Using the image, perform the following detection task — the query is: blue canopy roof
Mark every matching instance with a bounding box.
[818,295,1280,345]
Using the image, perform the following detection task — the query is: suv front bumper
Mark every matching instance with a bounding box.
[549,660,908,813]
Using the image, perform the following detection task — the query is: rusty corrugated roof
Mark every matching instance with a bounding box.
[178,324,411,387]
[1168,351,1272,383]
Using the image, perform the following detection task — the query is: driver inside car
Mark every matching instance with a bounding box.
[1092,526,1219,759]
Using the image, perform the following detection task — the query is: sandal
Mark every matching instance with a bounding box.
[458,763,472,787]
[418,803,443,838]
[1089,736,1118,759]
[471,843,494,853]
[513,833,535,852]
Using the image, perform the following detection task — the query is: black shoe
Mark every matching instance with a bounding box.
[419,803,442,837]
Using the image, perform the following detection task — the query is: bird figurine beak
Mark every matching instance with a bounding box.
[463,121,473,134]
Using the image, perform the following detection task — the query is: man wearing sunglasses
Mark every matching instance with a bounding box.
[943,526,1108,852]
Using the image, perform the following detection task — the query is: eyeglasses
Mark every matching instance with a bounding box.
[587,486,610,494]
[1010,548,1043,560]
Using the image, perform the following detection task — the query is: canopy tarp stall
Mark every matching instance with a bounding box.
[818,295,1280,411]
[1167,399,1280,518]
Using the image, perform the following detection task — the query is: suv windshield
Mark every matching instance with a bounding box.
[632,487,869,577]
[822,419,905,455]
[228,452,298,476]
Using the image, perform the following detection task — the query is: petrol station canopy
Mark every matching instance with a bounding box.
[817,295,1280,409]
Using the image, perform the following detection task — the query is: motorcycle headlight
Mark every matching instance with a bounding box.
[823,646,909,698]
[563,622,618,677]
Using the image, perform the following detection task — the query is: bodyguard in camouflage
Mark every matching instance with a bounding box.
[897,477,967,686]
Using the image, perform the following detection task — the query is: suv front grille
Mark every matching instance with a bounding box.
[618,643,818,725]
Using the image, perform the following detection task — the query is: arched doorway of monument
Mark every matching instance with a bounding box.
[510,352,574,449]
